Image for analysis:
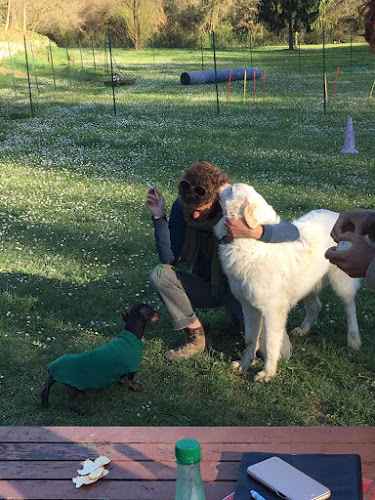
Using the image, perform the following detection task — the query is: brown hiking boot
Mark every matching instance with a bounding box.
[165,326,206,362]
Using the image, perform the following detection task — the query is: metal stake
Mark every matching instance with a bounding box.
[23,35,34,117]
[212,31,220,116]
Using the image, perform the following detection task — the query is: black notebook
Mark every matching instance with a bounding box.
[234,452,362,500]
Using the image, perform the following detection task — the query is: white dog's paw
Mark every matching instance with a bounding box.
[348,331,361,350]
[231,360,242,371]
[291,326,308,338]
[231,358,255,371]
[254,370,274,382]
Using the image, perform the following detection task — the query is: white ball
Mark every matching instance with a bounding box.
[336,240,353,251]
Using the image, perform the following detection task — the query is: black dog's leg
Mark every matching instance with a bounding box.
[127,372,141,392]
[41,373,55,408]
[64,385,87,416]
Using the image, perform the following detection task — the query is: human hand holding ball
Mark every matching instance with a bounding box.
[325,232,375,277]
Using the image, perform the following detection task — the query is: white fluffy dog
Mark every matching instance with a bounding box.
[214,183,361,382]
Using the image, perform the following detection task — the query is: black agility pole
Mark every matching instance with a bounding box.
[249,31,253,68]
[104,36,109,75]
[66,45,72,86]
[8,42,17,97]
[23,35,35,117]
[212,30,220,115]
[108,32,117,116]
[152,38,156,66]
[201,35,204,70]
[79,39,84,72]
[29,40,40,94]
[49,41,56,89]
[92,39,97,70]
[322,24,326,114]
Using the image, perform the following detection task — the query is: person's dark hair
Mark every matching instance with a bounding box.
[359,0,375,53]
[178,161,230,208]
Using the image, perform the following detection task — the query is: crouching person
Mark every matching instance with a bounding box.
[146,161,299,362]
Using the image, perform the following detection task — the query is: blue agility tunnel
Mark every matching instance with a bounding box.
[180,67,262,85]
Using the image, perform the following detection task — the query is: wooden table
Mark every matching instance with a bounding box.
[0,426,374,499]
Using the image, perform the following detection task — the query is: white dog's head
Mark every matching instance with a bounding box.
[215,183,280,240]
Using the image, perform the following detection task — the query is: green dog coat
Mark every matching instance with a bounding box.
[48,331,145,390]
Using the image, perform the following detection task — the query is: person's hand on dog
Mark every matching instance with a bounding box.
[325,231,375,277]
[224,217,264,240]
[146,186,165,219]
[330,210,375,242]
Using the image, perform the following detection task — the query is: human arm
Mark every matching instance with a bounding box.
[324,231,375,282]
[148,194,185,265]
[224,218,300,243]
[146,186,173,264]
[330,210,375,242]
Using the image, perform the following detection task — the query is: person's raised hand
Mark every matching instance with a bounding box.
[146,186,165,219]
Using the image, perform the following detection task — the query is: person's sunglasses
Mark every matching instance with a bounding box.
[179,180,206,196]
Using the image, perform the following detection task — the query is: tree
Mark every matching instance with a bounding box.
[318,0,362,24]
[115,0,164,49]
[317,0,362,41]
[259,0,320,49]
[0,0,87,37]
[35,0,117,45]
[198,0,231,33]
[158,0,201,46]
[228,0,260,37]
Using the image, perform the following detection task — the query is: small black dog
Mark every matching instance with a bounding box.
[41,303,160,415]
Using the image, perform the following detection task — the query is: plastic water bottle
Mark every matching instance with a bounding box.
[174,438,206,500]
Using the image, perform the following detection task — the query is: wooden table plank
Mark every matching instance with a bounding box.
[1,441,373,462]
[0,442,293,461]
[1,455,373,482]
[1,426,374,443]
[0,480,235,500]
[0,460,239,481]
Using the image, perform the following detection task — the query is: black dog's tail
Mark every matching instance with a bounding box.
[41,373,55,408]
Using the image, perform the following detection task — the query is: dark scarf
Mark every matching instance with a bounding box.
[178,201,227,295]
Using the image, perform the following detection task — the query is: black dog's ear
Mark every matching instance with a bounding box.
[122,309,129,322]
[142,306,160,323]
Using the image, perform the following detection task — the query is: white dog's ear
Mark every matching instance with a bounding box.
[240,184,280,226]
[243,202,259,229]
[217,184,232,210]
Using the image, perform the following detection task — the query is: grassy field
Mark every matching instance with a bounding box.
[0,42,374,426]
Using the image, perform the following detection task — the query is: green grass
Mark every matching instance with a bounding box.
[0,43,374,426]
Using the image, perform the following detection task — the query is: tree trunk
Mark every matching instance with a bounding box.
[4,0,11,32]
[137,13,141,50]
[133,0,141,50]
[288,10,294,49]
[23,2,27,33]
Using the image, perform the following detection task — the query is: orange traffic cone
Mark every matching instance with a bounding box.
[341,117,358,154]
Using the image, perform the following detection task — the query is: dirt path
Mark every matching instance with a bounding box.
[0,65,26,78]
